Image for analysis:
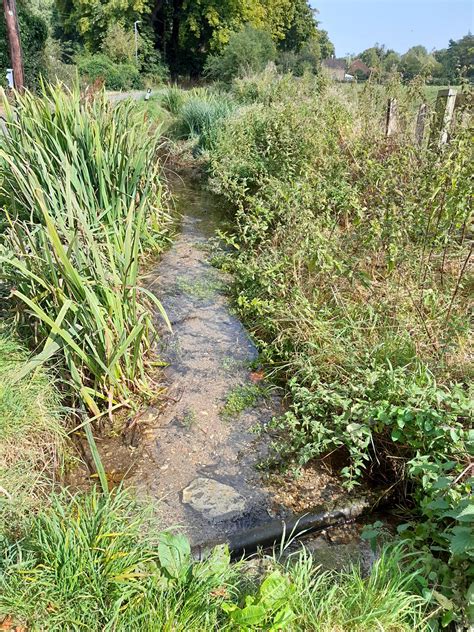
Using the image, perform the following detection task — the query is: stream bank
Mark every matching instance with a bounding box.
[70,171,379,566]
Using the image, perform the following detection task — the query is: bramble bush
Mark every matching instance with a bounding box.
[206,73,473,627]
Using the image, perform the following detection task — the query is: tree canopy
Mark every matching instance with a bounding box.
[52,0,332,75]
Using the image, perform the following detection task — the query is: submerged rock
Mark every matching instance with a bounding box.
[182,477,246,521]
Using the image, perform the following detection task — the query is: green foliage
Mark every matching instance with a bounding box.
[175,92,236,151]
[435,33,474,83]
[400,46,442,81]
[0,489,239,630]
[207,72,473,625]
[205,26,277,83]
[0,85,171,419]
[223,570,296,629]
[0,488,429,630]
[101,23,135,63]
[221,384,266,418]
[54,0,150,50]
[77,53,141,90]
[287,545,427,631]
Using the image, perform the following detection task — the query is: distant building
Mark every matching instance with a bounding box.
[321,58,346,81]
[348,59,371,79]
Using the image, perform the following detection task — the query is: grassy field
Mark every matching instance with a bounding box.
[0,333,65,531]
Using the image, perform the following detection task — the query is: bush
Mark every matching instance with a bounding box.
[101,24,135,63]
[174,90,236,151]
[77,53,141,90]
[204,25,276,83]
[208,74,473,626]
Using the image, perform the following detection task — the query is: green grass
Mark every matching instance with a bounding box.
[0,489,241,631]
[0,488,430,631]
[0,333,66,528]
[286,546,427,631]
[220,383,268,418]
[175,273,226,300]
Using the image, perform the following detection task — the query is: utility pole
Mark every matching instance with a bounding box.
[3,0,25,92]
[134,20,141,66]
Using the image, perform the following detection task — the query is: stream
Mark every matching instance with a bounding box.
[72,173,376,569]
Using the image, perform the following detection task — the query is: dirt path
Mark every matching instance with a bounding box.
[129,178,286,545]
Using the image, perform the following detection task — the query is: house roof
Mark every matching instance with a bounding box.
[321,58,346,71]
[348,59,371,75]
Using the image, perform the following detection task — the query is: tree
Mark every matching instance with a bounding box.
[359,44,386,71]
[383,50,400,73]
[101,24,135,63]
[278,0,317,52]
[54,0,150,50]
[204,25,276,82]
[148,0,332,75]
[1,1,48,88]
[400,45,441,80]
[435,33,474,82]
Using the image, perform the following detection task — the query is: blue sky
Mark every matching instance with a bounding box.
[312,0,474,56]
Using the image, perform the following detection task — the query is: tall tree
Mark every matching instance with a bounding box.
[400,45,441,80]
[435,33,474,81]
[54,0,150,50]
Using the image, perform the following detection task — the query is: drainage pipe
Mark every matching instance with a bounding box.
[193,493,381,560]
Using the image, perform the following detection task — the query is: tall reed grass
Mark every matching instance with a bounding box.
[0,85,171,419]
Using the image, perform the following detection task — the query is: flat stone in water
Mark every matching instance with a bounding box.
[182,477,246,521]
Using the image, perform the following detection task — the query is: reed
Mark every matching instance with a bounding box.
[0,84,171,419]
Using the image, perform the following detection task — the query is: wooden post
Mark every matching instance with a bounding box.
[415,103,428,146]
[385,98,398,137]
[430,88,457,147]
[2,0,25,92]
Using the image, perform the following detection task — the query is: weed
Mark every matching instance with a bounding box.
[181,408,197,429]
[0,85,172,419]
[206,71,473,625]
[175,274,226,300]
[0,488,429,631]
[221,383,269,418]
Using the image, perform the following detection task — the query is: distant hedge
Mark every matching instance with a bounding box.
[77,53,142,91]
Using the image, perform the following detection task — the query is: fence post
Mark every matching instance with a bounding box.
[385,98,398,137]
[415,103,428,146]
[430,88,457,147]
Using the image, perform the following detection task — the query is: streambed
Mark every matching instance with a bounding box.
[71,172,377,565]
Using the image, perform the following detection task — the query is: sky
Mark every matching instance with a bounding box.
[312,0,474,57]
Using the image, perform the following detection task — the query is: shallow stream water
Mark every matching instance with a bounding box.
[71,172,375,566]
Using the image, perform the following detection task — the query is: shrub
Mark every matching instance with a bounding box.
[208,74,473,625]
[77,53,141,90]
[204,25,276,83]
[175,92,236,151]
[101,24,135,63]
